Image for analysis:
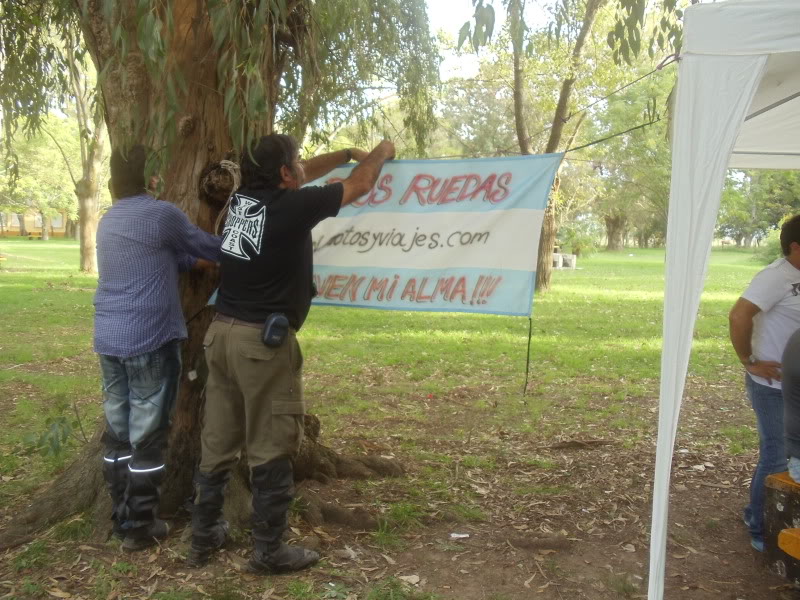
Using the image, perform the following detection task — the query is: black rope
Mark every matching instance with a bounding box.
[322,55,677,163]
[566,54,678,123]
[522,316,533,396]
[495,55,678,155]
[423,115,663,161]
[565,116,662,154]
[185,305,209,326]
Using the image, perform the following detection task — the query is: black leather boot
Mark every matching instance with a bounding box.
[247,457,319,574]
[120,444,169,552]
[187,469,230,567]
[101,438,133,540]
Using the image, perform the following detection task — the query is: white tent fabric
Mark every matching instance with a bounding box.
[650,2,800,599]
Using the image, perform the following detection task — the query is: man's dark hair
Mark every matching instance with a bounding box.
[240,134,298,190]
[110,145,147,199]
[781,215,800,256]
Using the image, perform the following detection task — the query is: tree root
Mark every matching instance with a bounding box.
[297,487,378,531]
[0,415,404,545]
[0,433,107,550]
[295,415,404,483]
[222,415,403,529]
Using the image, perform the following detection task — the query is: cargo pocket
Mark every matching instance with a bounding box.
[289,338,304,403]
[291,338,304,373]
[202,329,218,376]
[202,330,215,349]
[272,400,305,456]
[237,342,276,361]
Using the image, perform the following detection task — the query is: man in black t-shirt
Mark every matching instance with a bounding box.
[188,134,395,572]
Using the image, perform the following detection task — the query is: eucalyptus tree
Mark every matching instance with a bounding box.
[63,30,106,273]
[0,0,439,544]
[459,0,682,291]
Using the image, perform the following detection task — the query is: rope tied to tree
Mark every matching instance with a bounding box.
[213,160,241,235]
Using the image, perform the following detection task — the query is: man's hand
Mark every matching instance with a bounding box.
[376,140,395,161]
[350,148,369,162]
[341,140,396,206]
[194,258,219,272]
[746,360,782,384]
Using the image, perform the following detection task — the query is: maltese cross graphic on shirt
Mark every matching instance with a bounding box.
[221,194,266,260]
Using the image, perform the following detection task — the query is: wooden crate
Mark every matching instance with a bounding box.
[765,472,800,581]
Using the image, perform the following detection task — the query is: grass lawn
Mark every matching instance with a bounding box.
[0,238,781,600]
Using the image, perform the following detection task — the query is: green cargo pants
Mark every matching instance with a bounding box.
[199,317,305,473]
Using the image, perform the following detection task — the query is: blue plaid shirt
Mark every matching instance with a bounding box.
[94,194,221,358]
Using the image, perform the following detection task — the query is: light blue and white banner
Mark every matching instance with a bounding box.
[308,153,563,316]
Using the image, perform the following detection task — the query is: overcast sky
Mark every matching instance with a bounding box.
[425,1,549,79]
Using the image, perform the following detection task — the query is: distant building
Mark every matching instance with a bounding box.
[0,212,69,238]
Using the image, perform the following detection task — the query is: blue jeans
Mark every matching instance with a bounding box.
[99,340,182,449]
[744,375,787,542]
[99,340,182,531]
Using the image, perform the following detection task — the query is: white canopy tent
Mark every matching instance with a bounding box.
[650,1,800,598]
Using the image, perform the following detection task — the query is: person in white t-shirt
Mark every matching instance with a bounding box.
[729,215,800,552]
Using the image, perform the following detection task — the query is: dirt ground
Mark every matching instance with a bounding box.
[2,376,800,600]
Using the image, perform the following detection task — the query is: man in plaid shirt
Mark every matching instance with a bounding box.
[95,146,221,551]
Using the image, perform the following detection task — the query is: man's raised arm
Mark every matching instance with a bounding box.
[341,140,395,207]
[301,148,367,183]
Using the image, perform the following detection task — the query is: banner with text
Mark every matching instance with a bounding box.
[308,153,563,317]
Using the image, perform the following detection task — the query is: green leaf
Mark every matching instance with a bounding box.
[112,23,123,46]
[620,38,631,64]
[223,85,236,117]
[629,25,641,56]
[457,22,471,51]
[634,0,646,25]
[673,31,683,55]
[481,5,495,42]
[166,77,178,107]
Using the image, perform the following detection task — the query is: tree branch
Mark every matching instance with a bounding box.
[41,128,78,188]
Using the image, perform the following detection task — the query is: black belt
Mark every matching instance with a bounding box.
[213,313,262,329]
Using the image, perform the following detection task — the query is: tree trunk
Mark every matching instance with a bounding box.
[605,215,626,251]
[534,0,606,292]
[510,0,532,157]
[17,213,28,236]
[65,218,77,239]
[65,28,107,274]
[75,145,103,273]
[40,213,49,241]
[537,176,559,287]
[77,201,98,271]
